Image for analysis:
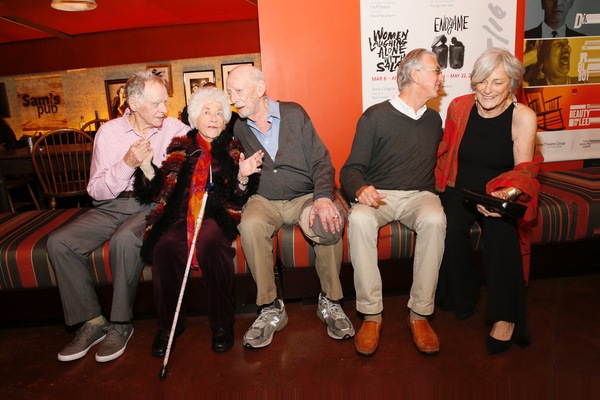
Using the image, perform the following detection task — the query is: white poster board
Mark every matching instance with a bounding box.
[360,0,518,121]
[524,0,600,162]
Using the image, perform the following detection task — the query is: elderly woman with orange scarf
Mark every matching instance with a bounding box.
[435,48,543,355]
[134,86,263,355]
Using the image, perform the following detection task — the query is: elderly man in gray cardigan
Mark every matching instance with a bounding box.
[226,65,354,349]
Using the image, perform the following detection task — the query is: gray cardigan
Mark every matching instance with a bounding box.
[233,101,335,202]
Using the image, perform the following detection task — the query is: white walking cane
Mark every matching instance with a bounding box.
[159,190,208,379]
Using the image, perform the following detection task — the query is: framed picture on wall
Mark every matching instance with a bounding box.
[0,82,10,118]
[147,64,173,96]
[221,62,254,97]
[183,70,216,104]
[104,79,128,120]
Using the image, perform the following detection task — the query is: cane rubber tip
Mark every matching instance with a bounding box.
[159,366,168,379]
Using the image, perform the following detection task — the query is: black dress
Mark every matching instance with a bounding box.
[437,103,529,341]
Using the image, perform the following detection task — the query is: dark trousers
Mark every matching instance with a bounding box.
[437,187,528,329]
[152,217,235,333]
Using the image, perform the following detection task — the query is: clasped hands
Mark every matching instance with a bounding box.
[124,139,155,179]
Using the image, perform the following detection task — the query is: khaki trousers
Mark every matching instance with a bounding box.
[238,194,344,305]
[348,190,446,316]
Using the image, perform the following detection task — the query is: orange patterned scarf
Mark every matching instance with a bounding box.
[186,135,211,269]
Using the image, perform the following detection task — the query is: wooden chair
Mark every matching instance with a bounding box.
[31,128,94,209]
[525,88,565,131]
[80,118,108,138]
[3,176,40,212]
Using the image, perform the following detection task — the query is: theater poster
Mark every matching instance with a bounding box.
[524,0,600,161]
[360,0,518,121]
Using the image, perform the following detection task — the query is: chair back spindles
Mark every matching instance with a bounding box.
[31,128,94,209]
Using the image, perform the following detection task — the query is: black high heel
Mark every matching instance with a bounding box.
[513,324,532,348]
[486,334,513,355]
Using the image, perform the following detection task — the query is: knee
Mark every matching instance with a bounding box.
[417,208,447,233]
[195,234,219,256]
[46,229,71,253]
[239,213,269,237]
[348,206,377,231]
[111,227,142,249]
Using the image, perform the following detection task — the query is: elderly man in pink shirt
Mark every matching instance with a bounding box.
[48,71,189,363]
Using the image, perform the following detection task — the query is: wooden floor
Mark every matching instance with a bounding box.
[1,273,599,399]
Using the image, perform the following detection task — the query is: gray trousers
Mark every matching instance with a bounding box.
[47,198,153,326]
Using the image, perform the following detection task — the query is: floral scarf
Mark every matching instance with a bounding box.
[186,134,211,269]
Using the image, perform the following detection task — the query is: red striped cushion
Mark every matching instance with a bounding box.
[536,167,599,241]
[276,189,483,269]
[532,193,573,243]
[0,209,254,290]
[0,209,88,289]
[1,168,596,288]
[277,219,483,269]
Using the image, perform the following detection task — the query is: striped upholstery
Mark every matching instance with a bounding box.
[277,169,598,269]
[0,208,260,290]
[0,209,87,290]
[0,168,597,290]
[277,190,483,269]
[534,167,599,242]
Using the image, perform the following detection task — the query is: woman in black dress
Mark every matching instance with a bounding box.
[436,48,543,354]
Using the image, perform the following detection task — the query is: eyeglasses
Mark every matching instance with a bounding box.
[418,67,443,76]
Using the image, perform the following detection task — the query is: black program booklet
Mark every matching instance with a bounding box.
[462,188,527,219]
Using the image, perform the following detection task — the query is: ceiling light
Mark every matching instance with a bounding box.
[51,0,97,12]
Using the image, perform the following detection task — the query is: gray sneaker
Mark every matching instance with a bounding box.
[317,293,355,340]
[95,323,134,363]
[243,299,288,349]
[57,321,106,362]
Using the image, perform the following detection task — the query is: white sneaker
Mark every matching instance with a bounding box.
[317,293,355,340]
[243,299,288,348]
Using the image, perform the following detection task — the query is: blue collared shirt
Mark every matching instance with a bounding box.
[246,97,281,161]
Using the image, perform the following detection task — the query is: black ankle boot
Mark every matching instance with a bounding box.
[486,335,513,355]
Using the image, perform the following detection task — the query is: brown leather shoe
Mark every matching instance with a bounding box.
[406,316,440,355]
[354,320,382,356]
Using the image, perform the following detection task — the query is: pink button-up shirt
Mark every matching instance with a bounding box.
[87,113,189,201]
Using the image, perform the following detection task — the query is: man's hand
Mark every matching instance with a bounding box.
[139,148,155,180]
[309,197,342,234]
[356,185,387,208]
[238,150,264,181]
[124,139,152,169]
